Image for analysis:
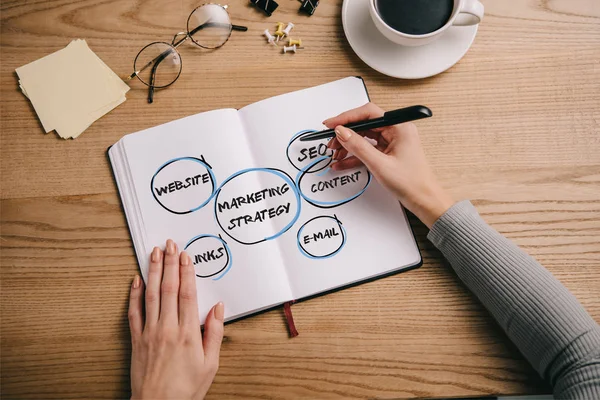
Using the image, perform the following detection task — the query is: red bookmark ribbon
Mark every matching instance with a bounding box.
[283,301,299,338]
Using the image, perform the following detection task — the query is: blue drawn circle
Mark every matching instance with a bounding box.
[185,234,232,281]
[213,168,301,245]
[151,157,217,215]
[296,215,347,259]
[295,156,372,208]
[286,129,333,173]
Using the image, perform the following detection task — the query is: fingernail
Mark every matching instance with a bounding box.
[180,251,190,266]
[151,247,160,262]
[133,275,141,289]
[166,239,175,255]
[215,302,225,322]
[322,119,329,125]
[335,126,351,141]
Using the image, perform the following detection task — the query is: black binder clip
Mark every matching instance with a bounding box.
[250,0,278,16]
[299,0,319,15]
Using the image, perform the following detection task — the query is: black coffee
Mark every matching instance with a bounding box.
[374,0,454,35]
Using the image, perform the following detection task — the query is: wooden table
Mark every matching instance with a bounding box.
[1,0,599,398]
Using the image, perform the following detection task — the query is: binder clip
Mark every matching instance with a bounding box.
[250,0,278,16]
[299,0,319,15]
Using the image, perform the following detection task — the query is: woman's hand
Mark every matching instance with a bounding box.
[128,239,224,400]
[324,102,454,228]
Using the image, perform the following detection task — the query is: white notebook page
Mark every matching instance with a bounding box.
[240,77,421,300]
[118,109,293,323]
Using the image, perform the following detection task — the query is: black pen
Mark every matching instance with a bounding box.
[300,105,432,142]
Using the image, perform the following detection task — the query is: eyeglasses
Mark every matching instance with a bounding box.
[127,3,248,103]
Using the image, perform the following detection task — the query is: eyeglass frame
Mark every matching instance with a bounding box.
[127,3,248,103]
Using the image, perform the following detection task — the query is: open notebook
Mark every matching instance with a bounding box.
[109,77,421,324]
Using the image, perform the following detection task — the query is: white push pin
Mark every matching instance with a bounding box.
[282,22,295,37]
[263,29,277,45]
[282,44,304,53]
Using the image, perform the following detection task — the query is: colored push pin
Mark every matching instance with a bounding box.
[299,0,319,15]
[288,38,302,46]
[263,29,277,45]
[274,22,285,41]
[282,44,304,54]
[250,0,278,16]
[282,22,294,37]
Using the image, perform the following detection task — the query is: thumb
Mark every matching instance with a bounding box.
[334,125,383,170]
[203,302,224,367]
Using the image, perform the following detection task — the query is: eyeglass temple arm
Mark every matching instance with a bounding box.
[128,45,176,81]
[147,49,173,103]
[148,76,156,104]
[187,21,248,36]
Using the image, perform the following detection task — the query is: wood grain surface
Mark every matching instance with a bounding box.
[1,0,599,398]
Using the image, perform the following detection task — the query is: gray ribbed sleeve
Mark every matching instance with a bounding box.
[427,201,600,399]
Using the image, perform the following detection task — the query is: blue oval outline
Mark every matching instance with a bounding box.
[213,168,301,245]
[185,234,232,281]
[286,129,333,173]
[295,156,372,208]
[150,157,217,215]
[296,215,347,259]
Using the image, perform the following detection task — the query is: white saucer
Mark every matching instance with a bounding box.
[342,0,478,79]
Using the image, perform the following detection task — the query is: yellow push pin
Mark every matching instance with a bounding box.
[275,22,285,41]
[288,38,302,46]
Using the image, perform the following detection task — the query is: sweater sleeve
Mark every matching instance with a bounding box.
[427,201,600,399]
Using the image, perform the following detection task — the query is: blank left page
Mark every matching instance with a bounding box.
[119,109,293,323]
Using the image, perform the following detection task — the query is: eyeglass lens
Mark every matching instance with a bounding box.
[134,42,182,88]
[187,4,233,49]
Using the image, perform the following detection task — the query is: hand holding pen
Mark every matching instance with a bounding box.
[321,102,453,228]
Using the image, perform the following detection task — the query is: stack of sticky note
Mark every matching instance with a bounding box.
[16,39,130,139]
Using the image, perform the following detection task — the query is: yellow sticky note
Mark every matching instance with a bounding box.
[16,39,129,139]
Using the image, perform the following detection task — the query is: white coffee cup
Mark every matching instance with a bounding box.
[369,0,484,47]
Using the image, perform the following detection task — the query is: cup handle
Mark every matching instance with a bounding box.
[453,0,484,26]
